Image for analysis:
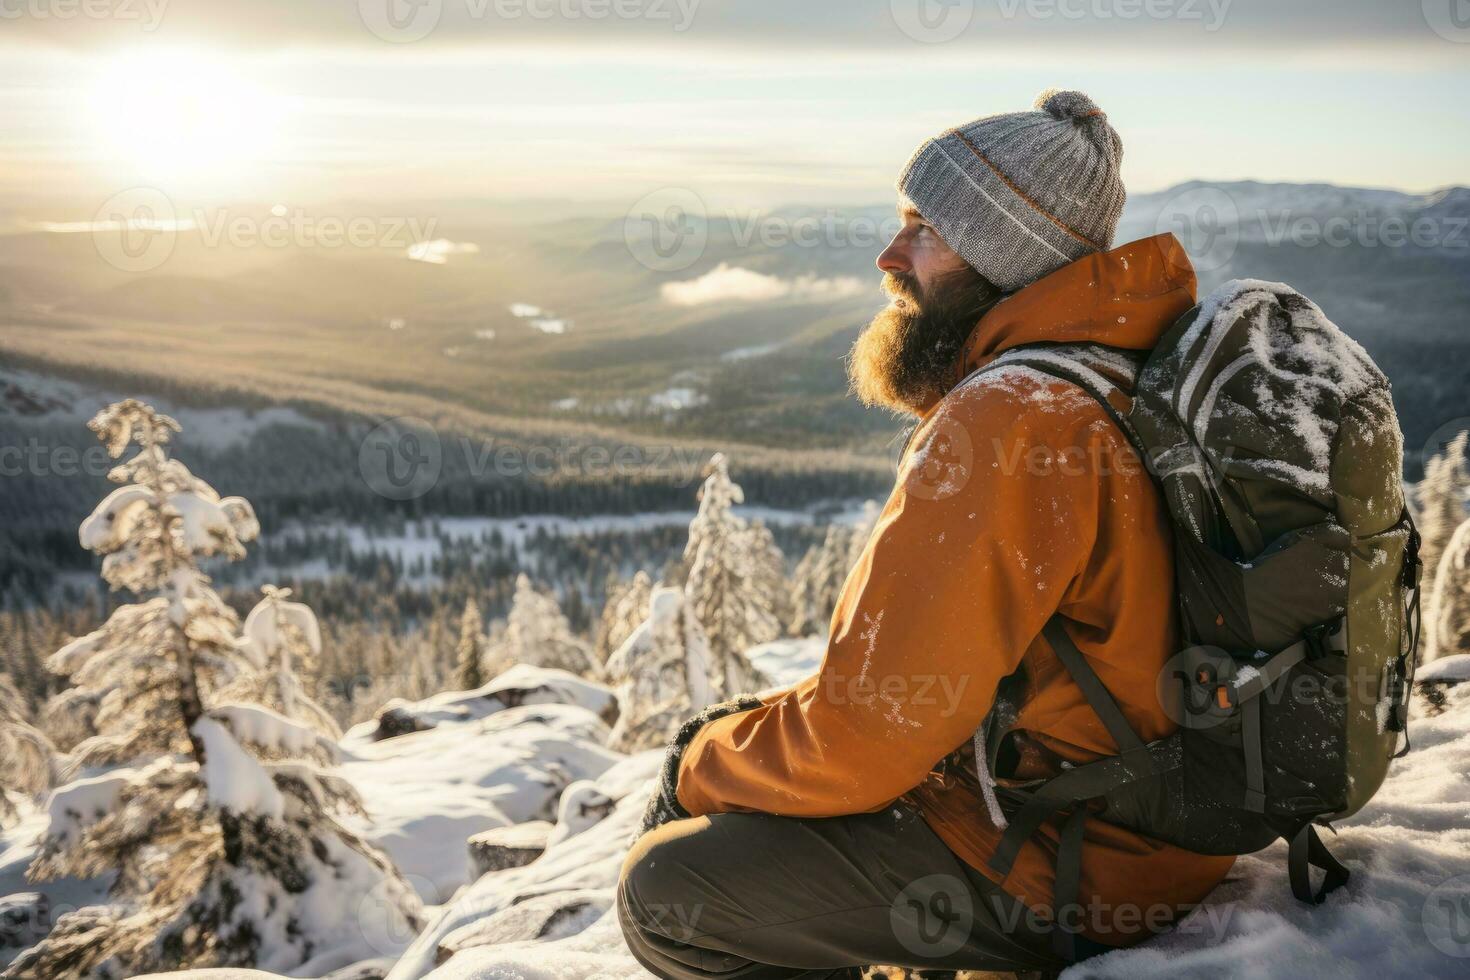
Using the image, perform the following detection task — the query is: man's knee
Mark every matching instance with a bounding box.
[618,816,713,946]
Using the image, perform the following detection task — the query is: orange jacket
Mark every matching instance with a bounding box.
[675,233,1235,946]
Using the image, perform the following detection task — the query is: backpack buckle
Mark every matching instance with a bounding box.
[1302,619,1342,661]
[1203,668,1239,710]
[1404,545,1422,590]
[1403,510,1423,590]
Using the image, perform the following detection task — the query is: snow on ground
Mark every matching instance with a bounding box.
[646,387,708,412]
[387,752,661,980]
[1085,682,1470,979]
[343,665,617,742]
[381,681,1470,980]
[406,240,480,265]
[0,803,113,969]
[14,662,1470,979]
[721,341,786,362]
[0,367,321,447]
[746,635,826,688]
[341,700,624,905]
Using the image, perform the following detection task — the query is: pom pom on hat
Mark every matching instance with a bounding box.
[1034,88,1107,123]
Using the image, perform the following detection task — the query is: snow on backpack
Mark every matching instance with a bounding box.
[969,279,1423,960]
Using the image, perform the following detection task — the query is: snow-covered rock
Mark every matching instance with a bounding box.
[319,959,399,980]
[0,893,49,954]
[1418,654,1470,686]
[545,780,617,849]
[467,821,552,878]
[351,665,616,744]
[434,890,610,966]
[133,972,284,979]
[342,702,624,903]
[385,752,661,980]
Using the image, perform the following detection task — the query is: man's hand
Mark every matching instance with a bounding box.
[639,696,763,835]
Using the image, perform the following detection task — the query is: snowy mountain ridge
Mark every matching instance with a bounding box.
[1117,180,1470,255]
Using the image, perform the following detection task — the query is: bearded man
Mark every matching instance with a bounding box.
[618,89,1234,979]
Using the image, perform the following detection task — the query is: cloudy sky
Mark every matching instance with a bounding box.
[2,0,1466,213]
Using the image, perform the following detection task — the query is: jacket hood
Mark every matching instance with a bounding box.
[952,232,1197,387]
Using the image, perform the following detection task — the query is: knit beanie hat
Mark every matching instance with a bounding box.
[896,89,1126,292]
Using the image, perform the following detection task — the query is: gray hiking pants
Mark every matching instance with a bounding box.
[617,805,1066,979]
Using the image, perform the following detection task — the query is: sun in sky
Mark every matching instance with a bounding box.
[82,49,290,191]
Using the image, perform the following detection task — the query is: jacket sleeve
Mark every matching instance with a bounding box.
[676,374,1118,817]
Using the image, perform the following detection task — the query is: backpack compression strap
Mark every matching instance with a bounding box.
[1289,824,1350,904]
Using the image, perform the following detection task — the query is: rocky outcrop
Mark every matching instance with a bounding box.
[467,821,553,879]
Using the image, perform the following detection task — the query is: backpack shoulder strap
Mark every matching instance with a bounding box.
[962,342,1158,790]
[964,344,1167,959]
[962,342,1149,462]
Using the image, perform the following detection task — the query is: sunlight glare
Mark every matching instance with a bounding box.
[84,49,287,187]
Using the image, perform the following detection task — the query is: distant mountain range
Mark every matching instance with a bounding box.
[1,180,1465,469]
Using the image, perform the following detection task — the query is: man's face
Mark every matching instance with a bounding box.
[875,205,973,298]
[847,203,1002,417]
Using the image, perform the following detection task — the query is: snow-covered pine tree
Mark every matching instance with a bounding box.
[16,400,421,979]
[787,502,881,639]
[453,597,486,691]
[746,519,793,640]
[482,574,599,680]
[788,525,854,638]
[595,570,653,664]
[1428,519,1470,665]
[1418,432,1470,639]
[216,585,342,739]
[788,547,819,637]
[683,454,773,695]
[0,673,55,827]
[604,587,717,752]
[40,686,101,755]
[1,671,35,728]
[45,400,261,778]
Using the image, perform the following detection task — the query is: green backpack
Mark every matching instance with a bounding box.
[970,279,1423,960]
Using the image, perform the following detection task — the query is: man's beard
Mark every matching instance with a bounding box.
[847,265,1004,416]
